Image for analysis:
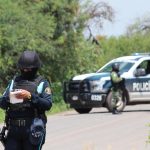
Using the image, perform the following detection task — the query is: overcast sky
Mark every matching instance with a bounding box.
[92,0,150,36]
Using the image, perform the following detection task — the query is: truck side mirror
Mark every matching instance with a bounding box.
[134,68,146,77]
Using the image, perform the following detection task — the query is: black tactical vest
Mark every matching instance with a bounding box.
[9,76,44,110]
[13,76,43,93]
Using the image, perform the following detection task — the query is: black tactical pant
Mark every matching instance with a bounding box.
[5,123,45,150]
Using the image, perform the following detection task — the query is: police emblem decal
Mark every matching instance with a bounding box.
[45,87,51,94]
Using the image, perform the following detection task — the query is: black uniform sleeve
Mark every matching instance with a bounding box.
[0,85,10,110]
[31,80,52,111]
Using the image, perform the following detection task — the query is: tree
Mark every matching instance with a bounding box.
[39,0,115,81]
[126,15,150,36]
[80,1,114,40]
[0,0,115,91]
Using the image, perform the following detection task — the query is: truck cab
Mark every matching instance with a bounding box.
[63,53,150,113]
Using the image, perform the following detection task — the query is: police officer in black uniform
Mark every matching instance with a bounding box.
[0,50,52,150]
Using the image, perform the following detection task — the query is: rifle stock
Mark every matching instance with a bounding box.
[0,126,7,147]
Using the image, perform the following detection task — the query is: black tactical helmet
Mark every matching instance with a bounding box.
[18,50,41,69]
[112,63,120,71]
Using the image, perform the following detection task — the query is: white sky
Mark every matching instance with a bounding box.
[92,0,150,36]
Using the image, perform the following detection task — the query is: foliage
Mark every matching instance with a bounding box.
[98,34,150,64]
[0,109,5,122]
[48,101,70,115]
[126,15,150,36]
[0,2,150,138]
[0,0,55,90]
[80,0,114,38]
[0,0,114,92]
[1,0,150,103]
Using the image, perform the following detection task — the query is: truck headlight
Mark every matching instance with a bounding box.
[90,80,105,93]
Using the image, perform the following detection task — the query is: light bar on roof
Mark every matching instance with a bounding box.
[131,53,150,56]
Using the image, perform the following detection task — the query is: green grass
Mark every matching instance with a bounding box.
[47,101,70,115]
[0,109,5,123]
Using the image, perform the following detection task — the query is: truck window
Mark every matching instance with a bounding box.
[98,62,134,74]
[136,60,150,75]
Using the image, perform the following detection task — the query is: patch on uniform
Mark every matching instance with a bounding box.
[45,87,51,94]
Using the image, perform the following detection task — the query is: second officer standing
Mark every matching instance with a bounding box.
[110,63,125,114]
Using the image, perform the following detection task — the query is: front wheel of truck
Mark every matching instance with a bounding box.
[74,108,92,114]
[106,89,128,112]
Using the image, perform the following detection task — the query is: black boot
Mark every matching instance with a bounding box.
[112,108,119,114]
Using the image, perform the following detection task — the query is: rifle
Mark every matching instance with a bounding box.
[0,109,9,147]
[0,126,7,147]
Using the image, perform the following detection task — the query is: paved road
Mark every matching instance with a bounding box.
[0,104,150,150]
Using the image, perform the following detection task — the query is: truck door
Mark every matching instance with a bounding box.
[127,60,150,101]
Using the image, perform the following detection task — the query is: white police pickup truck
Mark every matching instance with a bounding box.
[63,53,150,113]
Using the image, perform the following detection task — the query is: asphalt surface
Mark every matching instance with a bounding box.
[0,104,150,150]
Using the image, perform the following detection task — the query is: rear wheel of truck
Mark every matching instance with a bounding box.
[106,90,128,112]
[74,108,92,114]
